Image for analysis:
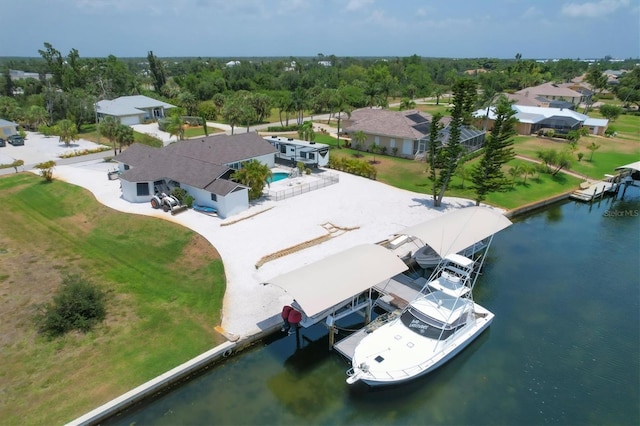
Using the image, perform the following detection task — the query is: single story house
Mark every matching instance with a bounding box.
[113,132,278,218]
[263,136,330,167]
[342,108,485,159]
[474,105,609,136]
[0,118,19,138]
[512,82,588,109]
[95,95,176,126]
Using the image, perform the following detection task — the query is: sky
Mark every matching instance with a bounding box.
[1,0,638,59]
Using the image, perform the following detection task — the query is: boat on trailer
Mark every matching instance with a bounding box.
[346,207,511,386]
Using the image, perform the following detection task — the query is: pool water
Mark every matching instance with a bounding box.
[268,172,289,183]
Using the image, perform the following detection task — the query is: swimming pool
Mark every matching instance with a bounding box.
[267,172,289,183]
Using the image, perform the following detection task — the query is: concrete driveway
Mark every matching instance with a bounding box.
[0,132,111,174]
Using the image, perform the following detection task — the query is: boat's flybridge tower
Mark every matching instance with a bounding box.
[268,244,409,346]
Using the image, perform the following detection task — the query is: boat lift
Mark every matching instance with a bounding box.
[267,244,409,349]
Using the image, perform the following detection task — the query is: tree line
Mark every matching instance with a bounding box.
[1,44,639,135]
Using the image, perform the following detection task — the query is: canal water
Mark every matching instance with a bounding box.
[107,187,639,426]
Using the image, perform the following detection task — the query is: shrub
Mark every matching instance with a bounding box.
[171,187,188,203]
[266,125,299,132]
[391,147,398,157]
[136,132,163,148]
[35,160,56,181]
[184,194,194,208]
[34,274,107,337]
[38,124,56,137]
[604,126,617,137]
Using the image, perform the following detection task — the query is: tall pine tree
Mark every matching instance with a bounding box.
[471,95,517,206]
[433,78,477,207]
[428,113,444,202]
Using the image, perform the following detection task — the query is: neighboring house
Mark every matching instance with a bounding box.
[113,132,278,218]
[474,105,609,136]
[343,108,485,159]
[511,82,588,109]
[9,69,53,80]
[0,119,19,138]
[95,95,176,126]
[263,136,330,167]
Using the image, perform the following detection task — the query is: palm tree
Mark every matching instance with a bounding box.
[351,130,367,150]
[432,87,443,105]
[298,120,315,141]
[26,105,49,131]
[332,89,352,149]
[398,97,416,111]
[231,159,273,200]
[165,113,185,141]
[115,124,134,154]
[99,116,120,155]
[55,119,78,147]
[587,142,601,161]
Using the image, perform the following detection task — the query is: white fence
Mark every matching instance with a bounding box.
[265,172,339,201]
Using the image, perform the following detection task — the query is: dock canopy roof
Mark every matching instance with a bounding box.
[399,207,512,258]
[269,244,408,318]
[615,161,640,172]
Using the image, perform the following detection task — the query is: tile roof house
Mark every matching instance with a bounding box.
[342,108,485,159]
[113,132,278,218]
[510,82,588,109]
[473,104,609,136]
[95,95,176,126]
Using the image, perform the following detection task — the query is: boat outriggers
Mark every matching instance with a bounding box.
[346,207,512,386]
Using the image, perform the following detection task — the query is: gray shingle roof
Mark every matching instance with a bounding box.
[115,133,276,196]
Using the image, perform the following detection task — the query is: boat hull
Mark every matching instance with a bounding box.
[350,308,494,387]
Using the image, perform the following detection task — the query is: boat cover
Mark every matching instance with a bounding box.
[399,206,512,258]
[615,161,640,172]
[269,244,408,318]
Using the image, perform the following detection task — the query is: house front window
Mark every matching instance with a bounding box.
[137,182,150,196]
[402,139,413,155]
[374,136,380,145]
[390,139,396,148]
[211,194,217,202]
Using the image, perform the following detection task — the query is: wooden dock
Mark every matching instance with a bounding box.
[570,180,616,202]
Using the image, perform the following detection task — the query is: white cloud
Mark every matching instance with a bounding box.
[561,0,630,18]
[346,0,374,12]
[522,6,543,19]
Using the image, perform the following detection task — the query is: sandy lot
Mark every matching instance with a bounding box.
[49,159,491,339]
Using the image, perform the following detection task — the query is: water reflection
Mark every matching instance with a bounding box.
[107,187,640,426]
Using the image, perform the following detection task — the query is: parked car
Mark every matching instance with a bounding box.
[0,138,5,147]
[7,135,24,146]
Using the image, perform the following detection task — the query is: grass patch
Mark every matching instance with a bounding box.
[0,174,226,425]
[514,132,639,180]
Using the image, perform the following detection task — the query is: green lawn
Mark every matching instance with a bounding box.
[0,174,226,425]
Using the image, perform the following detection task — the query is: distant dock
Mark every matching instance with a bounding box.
[570,178,618,202]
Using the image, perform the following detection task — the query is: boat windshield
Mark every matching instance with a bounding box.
[400,307,466,340]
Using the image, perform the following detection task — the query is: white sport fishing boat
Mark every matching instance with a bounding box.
[346,207,511,386]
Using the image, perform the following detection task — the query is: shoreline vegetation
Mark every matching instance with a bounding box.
[1,108,638,425]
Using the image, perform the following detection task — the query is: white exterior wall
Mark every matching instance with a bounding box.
[215,188,249,218]
[120,180,153,203]
[251,153,275,168]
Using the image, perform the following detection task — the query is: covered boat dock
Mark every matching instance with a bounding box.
[268,244,408,332]
[398,206,513,259]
